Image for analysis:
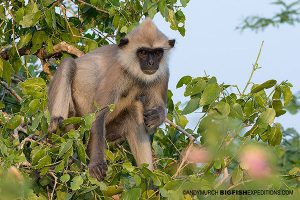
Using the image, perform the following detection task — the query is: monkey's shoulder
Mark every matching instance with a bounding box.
[83,44,119,59]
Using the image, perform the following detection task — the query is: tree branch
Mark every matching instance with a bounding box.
[0,81,22,102]
[0,41,84,60]
[164,118,195,142]
[53,41,84,57]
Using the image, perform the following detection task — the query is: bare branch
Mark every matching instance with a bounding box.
[49,172,58,200]
[164,118,195,142]
[0,81,22,102]
[1,41,84,60]
[53,41,84,57]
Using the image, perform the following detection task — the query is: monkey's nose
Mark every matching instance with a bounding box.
[148,60,154,66]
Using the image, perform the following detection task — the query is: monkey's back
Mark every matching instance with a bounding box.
[71,45,130,115]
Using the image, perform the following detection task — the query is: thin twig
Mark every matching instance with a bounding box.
[164,118,195,142]
[76,0,109,14]
[164,118,196,177]
[49,172,58,200]
[241,41,264,95]
[215,167,229,188]
[173,139,194,177]
[0,81,22,102]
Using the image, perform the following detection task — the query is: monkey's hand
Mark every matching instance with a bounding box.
[144,106,165,129]
[48,116,64,133]
[88,161,108,181]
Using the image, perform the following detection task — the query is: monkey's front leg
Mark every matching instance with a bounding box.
[144,106,166,130]
[88,112,108,181]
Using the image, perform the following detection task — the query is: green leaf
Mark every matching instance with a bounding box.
[102,185,123,196]
[151,173,162,186]
[257,108,276,127]
[182,97,200,114]
[19,3,41,28]
[268,124,282,146]
[133,174,141,186]
[199,83,221,106]
[31,31,47,53]
[213,159,222,169]
[70,176,84,191]
[35,155,52,169]
[272,99,283,111]
[85,39,98,53]
[31,112,44,131]
[113,15,120,28]
[158,0,167,16]
[60,174,70,183]
[122,188,142,200]
[55,160,65,173]
[19,78,46,97]
[32,148,46,165]
[0,59,3,78]
[28,99,41,114]
[176,76,192,88]
[184,78,206,96]
[58,140,73,158]
[231,167,243,185]
[44,8,56,29]
[7,115,22,130]
[175,114,188,128]
[17,32,32,49]
[0,101,5,109]
[210,101,230,118]
[180,0,190,7]
[83,113,96,130]
[254,92,267,107]
[62,117,82,126]
[230,103,244,119]
[168,9,177,29]
[0,6,6,20]
[1,59,14,86]
[272,86,281,99]
[108,104,115,112]
[76,141,87,164]
[281,85,292,106]
[251,80,277,93]
[288,167,300,176]
[120,26,128,33]
[123,162,135,172]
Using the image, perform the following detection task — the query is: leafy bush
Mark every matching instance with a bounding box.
[0,0,299,199]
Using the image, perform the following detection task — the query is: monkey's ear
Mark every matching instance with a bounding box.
[168,39,175,48]
[118,38,129,48]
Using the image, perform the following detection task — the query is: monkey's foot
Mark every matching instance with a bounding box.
[88,161,108,181]
[48,116,64,133]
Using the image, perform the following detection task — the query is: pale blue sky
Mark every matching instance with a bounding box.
[154,0,300,131]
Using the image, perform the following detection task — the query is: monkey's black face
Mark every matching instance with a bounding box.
[136,47,164,75]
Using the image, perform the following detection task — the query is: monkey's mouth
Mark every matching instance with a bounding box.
[143,69,157,75]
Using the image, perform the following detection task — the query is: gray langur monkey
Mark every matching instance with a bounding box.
[48,18,175,181]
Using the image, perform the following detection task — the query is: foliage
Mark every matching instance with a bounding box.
[0,0,299,200]
[238,0,300,31]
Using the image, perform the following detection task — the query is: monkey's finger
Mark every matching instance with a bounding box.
[144,109,158,116]
[93,168,103,181]
[96,168,104,179]
[145,119,160,128]
[144,113,158,119]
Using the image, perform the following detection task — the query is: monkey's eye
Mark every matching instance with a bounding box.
[138,50,147,59]
[155,51,163,58]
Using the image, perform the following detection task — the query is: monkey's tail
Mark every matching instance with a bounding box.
[48,58,76,133]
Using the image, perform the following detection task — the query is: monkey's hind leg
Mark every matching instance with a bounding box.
[48,58,76,133]
[88,111,108,181]
[126,122,154,170]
